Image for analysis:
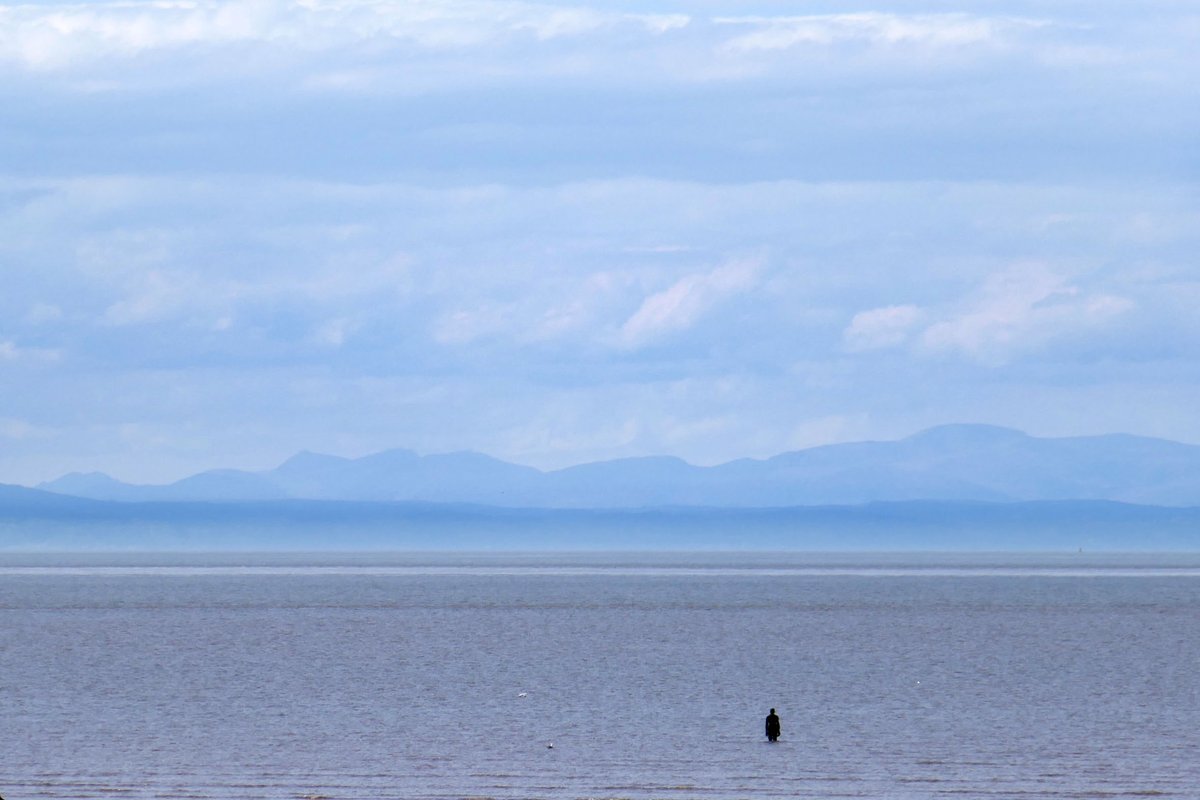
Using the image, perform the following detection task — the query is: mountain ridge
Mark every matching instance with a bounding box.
[32,424,1200,508]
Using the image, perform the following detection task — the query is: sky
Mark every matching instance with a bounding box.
[1,0,1198,485]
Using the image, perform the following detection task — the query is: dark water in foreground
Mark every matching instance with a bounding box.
[2,552,1198,799]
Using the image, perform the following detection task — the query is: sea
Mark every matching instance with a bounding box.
[2,551,1198,800]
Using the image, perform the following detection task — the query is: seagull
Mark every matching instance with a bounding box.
[518,692,528,698]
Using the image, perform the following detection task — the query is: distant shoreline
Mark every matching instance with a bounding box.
[2,498,1199,552]
[3,550,1200,569]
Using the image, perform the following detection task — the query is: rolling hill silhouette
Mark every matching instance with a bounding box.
[33,424,1200,507]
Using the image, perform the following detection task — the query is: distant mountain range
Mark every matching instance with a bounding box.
[31,424,1200,507]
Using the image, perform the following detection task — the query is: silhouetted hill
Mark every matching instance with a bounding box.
[0,482,104,512]
[40,472,147,502]
[34,425,1200,507]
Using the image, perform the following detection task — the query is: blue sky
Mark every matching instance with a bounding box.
[2,0,1198,484]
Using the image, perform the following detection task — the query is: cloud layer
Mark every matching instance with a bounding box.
[1,0,1198,482]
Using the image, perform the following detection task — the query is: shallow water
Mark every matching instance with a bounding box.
[2,552,1198,799]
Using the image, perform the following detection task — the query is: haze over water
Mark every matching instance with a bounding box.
[2,552,1197,799]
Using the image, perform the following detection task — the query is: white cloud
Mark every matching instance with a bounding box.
[102,268,194,326]
[919,264,1134,363]
[619,259,760,348]
[530,299,588,341]
[716,13,1045,52]
[433,305,512,345]
[0,0,688,72]
[0,0,279,70]
[9,0,1149,101]
[0,339,62,363]
[843,304,923,352]
[522,270,632,343]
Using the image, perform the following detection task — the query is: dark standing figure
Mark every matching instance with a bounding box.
[765,708,781,742]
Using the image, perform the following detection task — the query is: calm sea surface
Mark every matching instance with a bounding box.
[2,552,1198,800]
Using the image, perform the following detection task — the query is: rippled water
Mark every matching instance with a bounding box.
[2,552,1198,799]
